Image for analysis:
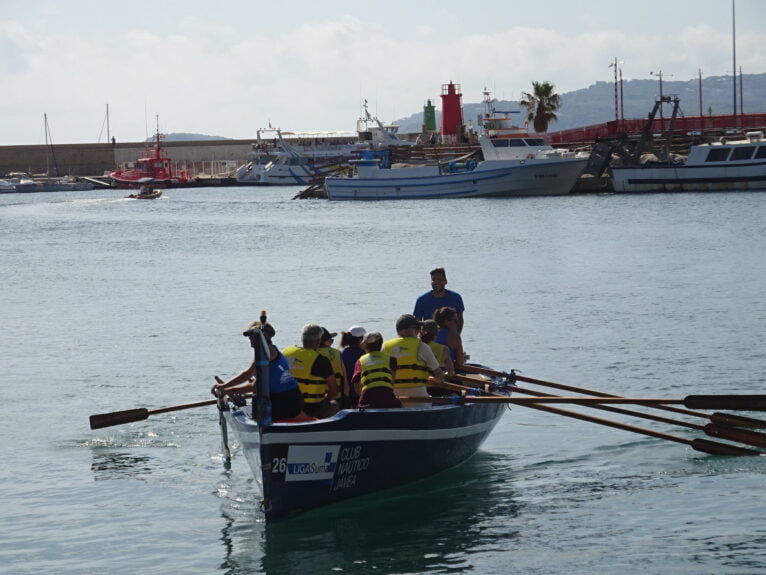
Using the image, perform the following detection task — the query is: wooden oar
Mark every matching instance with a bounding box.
[461,365,766,428]
[89,392,252,430]
[428,377,763,456]
[449,374,766,449]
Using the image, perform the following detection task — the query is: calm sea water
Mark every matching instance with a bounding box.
[1,187,765,574]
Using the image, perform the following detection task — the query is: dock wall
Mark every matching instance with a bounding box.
[0,139,257,177]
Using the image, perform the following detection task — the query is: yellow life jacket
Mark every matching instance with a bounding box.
[427,341,447,370]
[283,345,326,404]
[317,346,346,398]
[359,351,394,392]
[381,337,429,389]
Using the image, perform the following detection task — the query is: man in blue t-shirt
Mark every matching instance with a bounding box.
[413,267,465,333]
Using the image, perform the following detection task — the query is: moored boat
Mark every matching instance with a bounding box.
[236,102,415,186]
[235,128,364,185]
[611,130,766,193]
[110,121,190,187]
[325,90,588,200]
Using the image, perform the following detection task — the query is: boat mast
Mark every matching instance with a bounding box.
[44,113,58,177]
[732,0,737,128]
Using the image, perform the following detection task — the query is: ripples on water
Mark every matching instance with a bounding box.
[1,188,765,574]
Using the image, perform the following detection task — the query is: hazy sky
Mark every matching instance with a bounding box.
[1,0,764,145]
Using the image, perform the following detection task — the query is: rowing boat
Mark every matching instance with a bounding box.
[222,388,505,521]
[87,325,766,523]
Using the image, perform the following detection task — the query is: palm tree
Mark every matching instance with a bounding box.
[519,81,562,133]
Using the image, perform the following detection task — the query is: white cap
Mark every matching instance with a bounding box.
[348,325,366,337]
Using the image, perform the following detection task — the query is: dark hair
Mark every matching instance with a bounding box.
[433,306,457,327]
[430,267,446,279]
[340,332,363,348]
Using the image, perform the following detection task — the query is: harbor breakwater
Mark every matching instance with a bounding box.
[0,139,256,178]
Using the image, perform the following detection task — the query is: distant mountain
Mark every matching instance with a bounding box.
[394,73,766,134]
[145,133,232,142]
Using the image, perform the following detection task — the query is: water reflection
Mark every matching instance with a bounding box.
[217,452,520,575]
[90,451,153,481]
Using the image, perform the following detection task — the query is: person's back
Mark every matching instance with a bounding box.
[283,324,338,418]
[318,345,348,407]
[340,326,366,406]
[283,344,326,402]
[382,335,430,391]
[356,332,401,409]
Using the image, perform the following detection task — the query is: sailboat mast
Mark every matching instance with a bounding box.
[44,113,59,177]
[44,113,50,176]
[107,104,111,143]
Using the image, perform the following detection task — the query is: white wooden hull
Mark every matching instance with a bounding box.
[325,158,587,200]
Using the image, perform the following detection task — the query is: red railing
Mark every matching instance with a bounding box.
[548,113,766,144]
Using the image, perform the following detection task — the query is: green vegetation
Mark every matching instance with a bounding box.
[519,81,561,134]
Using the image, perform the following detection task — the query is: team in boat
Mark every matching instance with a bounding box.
[212,268,466,420]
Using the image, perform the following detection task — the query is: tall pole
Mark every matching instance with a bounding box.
[739,66,744,118]
[732,0,737,128]
[106,104,110,143]
[613,57,618,123]
[651,71,664,122]
[619,66,624,128]
[698,69,703,120]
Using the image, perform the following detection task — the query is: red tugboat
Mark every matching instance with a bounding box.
[110,120,190,187]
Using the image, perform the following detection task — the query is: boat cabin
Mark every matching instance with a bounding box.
[690,131,766,164]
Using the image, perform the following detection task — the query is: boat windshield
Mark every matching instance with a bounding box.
[491,139,528,148]
[756,146,766,159]
[524,138,548,146]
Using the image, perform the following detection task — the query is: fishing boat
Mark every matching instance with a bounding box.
[235,128,365,185]
[324,91,588,200]
[236,102,415,186]
[110,120,190,187]
[611,130,766,193]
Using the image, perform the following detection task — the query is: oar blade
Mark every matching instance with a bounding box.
[89,408,150,430]
[685,395,766,411]
[690,438,763,456]
[710,412,766,429]
[704,424,766,448]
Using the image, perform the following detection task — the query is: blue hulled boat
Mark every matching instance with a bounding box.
[220,327,506,521]
[223,399,505,521]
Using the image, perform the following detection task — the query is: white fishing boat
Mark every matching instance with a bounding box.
[235,128,365,185]
[236,102,415,186]
[324,91,588,200]
[611,131,766,193]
